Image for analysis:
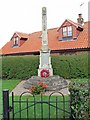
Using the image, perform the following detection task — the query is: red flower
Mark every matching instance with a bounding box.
[42,85,46,89]
[29,82,48,95]
[38,82,44,86]
[30,85,35,92]
[42,84,48,89]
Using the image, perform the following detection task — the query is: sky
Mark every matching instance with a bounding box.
[0,0,89,48]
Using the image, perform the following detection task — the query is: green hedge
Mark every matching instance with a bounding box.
[1,52,88,80]
[52,52,88,79]
[69,81,89,119]
[2,56,39,80]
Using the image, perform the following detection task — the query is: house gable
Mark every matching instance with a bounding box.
[11,32,29,48]
[57,19,83,42]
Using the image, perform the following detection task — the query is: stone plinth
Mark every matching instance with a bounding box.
[38,50,53,77]
[23,76,69,91]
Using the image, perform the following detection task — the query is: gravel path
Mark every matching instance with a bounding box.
[9,80,70,96]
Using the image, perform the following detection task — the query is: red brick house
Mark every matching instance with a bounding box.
[0,14,90,55]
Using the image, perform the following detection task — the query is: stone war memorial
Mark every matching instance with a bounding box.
[2,5,89,120]
[23,7,68,91]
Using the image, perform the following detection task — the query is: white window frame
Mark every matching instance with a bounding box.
[14,37,18,45]
[68,26,72,36]
[63,27,67,37]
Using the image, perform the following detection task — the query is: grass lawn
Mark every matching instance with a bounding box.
[9,95,70,119]
[2,79,21,92]
[0,79,21,119]
[0,78,88,119]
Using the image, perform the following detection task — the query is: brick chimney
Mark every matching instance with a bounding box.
[77,14,84,26]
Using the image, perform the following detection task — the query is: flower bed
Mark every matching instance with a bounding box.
[29,82,48,95]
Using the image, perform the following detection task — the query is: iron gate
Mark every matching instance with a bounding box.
[3,89,73,120]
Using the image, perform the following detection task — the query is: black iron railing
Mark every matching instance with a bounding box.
[3,90,72,120]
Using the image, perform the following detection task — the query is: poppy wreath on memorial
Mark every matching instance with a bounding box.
[40,69,49,78]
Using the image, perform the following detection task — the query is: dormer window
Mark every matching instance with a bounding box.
[58,19,83,42]
[62,26,72,37]
[13,37,18,47]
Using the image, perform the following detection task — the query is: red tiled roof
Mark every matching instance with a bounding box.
[1,21,89,55]
[56,22,89,50]
[51,22,88,50]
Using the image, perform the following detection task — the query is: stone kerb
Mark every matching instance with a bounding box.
[23,76,68,91]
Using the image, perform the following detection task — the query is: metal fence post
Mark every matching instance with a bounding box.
[3,89,9,120]
[70,91,73,120]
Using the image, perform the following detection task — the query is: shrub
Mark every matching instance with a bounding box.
[52,52,88,79]
[69,81,89,119]
[2,52,88,80]
[2,56,39,80]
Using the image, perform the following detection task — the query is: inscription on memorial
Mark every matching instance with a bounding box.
[42,7,46,15]
[42,8,46,31]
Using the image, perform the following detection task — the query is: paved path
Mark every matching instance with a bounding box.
[9,80,70,96]
[9,81,28,96]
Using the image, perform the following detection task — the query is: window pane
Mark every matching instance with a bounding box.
[63,27,67,37]
[14,37,18,45]
[16,37,18,41]
[68,26,72,36]
[68,31,72,36]
[68,26,72,31]
[63,32,67,37]
[63,27,66,31]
